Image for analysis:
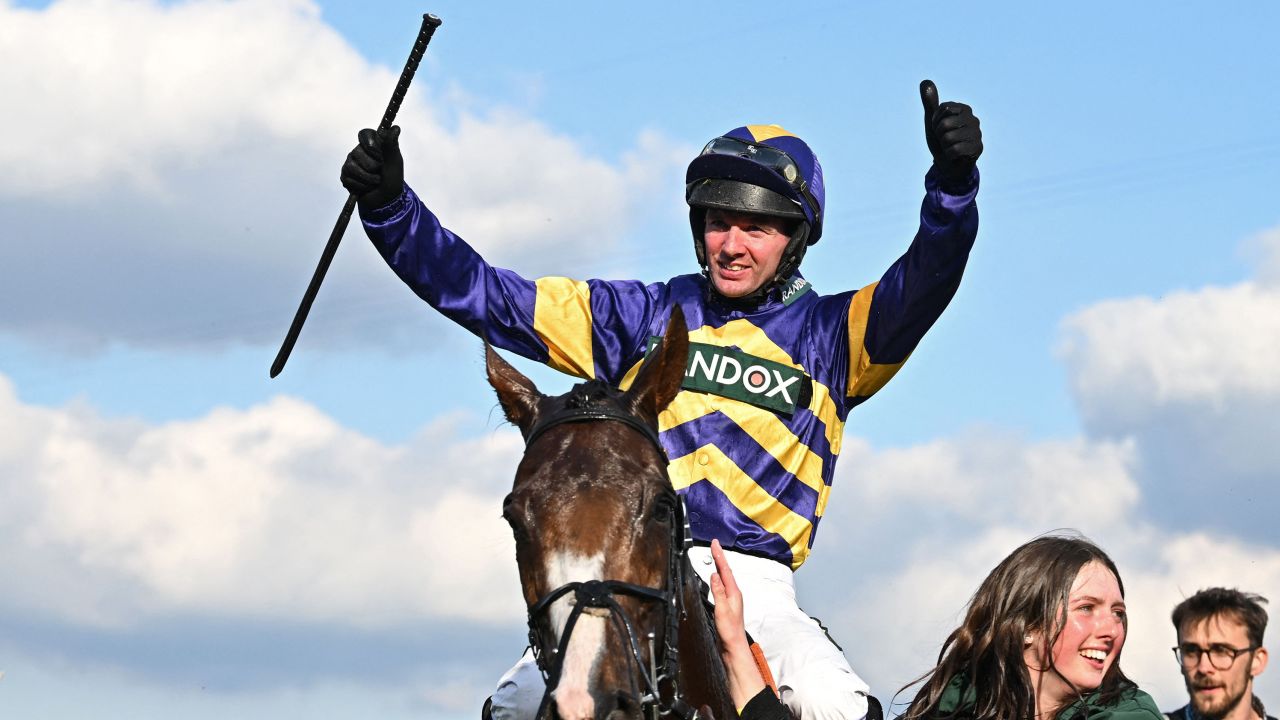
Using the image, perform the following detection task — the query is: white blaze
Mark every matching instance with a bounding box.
[545,551,607,720]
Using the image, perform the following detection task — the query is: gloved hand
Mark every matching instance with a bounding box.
[340,126,404,210]
[919,80,982,191]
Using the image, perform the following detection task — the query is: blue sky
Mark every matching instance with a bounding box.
[2,1,1279,718]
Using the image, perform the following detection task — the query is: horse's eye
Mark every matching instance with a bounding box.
[506,517,529,544]
[501,493,519,521]
[502,496,530,541]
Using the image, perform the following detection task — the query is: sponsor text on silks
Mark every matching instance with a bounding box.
[646,338,807,415]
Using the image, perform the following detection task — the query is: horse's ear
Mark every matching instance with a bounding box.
[485,343,543,432]
[627,306,689,423]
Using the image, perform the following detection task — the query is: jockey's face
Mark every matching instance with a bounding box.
[702,208,792,298]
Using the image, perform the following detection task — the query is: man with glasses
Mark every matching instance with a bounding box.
[1168,589,1273,720]
[341,80,981,720]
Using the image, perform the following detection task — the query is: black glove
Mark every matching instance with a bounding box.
[340,126,404,210]
[919,80,982,191]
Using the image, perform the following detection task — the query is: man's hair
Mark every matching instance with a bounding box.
[1172,588,1269,648]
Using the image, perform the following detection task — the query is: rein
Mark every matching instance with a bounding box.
[520,394,701,720]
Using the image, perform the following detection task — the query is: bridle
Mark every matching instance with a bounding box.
[518,384,702,720]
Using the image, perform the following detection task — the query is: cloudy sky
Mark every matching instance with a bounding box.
[2,1,1279,718]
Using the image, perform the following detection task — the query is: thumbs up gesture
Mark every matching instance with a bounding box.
[919,79,982,191]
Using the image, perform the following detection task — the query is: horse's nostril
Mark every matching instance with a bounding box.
[608,690,641,719]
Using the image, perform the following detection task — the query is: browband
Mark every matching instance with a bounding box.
[523,404,667,460]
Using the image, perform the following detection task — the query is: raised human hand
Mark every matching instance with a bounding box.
[919,79,982,191]
[710,539,767,710]
[340,125,405,210]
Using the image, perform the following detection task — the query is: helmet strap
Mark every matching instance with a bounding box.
[690,207,709,268]
[772,222,811,283]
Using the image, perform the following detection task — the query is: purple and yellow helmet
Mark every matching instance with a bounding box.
[685,125,825,287]
[685,124,825,246]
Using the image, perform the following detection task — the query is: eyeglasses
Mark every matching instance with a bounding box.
[1172,643,1259,670]
[699,136,821,221]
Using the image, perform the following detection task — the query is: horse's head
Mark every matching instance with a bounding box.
[487,308,693,720]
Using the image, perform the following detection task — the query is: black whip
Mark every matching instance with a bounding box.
[270,13,442,378]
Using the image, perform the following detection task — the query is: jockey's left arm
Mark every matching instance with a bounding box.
[841,83,982,404]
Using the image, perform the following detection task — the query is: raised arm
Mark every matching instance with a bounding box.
[341,128,662,379]
[842,80,983,404]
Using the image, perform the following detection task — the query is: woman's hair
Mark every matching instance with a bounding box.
[900,533,1134,720]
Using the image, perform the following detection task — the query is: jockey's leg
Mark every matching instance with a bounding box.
[489,648,545,720]
[687,545,871,720]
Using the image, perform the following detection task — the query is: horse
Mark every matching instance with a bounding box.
[486,307,735,720]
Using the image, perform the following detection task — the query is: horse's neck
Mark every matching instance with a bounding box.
[676,560,736,719]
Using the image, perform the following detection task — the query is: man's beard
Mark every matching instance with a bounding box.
[1189,679,1250,720]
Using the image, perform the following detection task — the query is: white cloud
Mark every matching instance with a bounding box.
[809,431,1145,701]
[2,0,374,195]
[0,0,690,351]
[1060,284,1280,421]
[0,371,526,629]
[1055,223,1280,538]
[828,430,1139,539]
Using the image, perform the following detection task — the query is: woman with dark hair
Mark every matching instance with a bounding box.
[711,534,1164,720]
[899,534,1161,720]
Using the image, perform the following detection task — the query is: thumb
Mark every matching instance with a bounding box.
[357,127,382,161]
[381,125,402,156]
[920,79,940,129]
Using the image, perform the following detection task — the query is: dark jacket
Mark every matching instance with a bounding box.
[931,673,1163,720]
[1164,699,1277,720]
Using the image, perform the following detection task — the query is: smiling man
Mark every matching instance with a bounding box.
[342,80,981,720]
[1168,589,1274,720]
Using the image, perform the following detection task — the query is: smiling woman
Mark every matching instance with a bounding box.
[898,535,1164,720]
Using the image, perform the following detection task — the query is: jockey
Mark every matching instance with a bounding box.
[341,80,982,720]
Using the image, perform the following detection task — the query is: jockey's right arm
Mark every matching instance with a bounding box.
[344,127,670,383]
[358,185,663,382]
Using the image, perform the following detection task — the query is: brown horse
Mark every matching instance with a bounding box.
[486,308,734,720]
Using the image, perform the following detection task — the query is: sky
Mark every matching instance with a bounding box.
[2,0,1279,718]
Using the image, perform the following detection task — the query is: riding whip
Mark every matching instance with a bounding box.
[270,13,443,378]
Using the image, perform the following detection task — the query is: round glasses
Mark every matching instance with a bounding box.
[1173,643,1259,670]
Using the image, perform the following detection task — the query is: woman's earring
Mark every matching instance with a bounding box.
[1024,634,1034,646]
